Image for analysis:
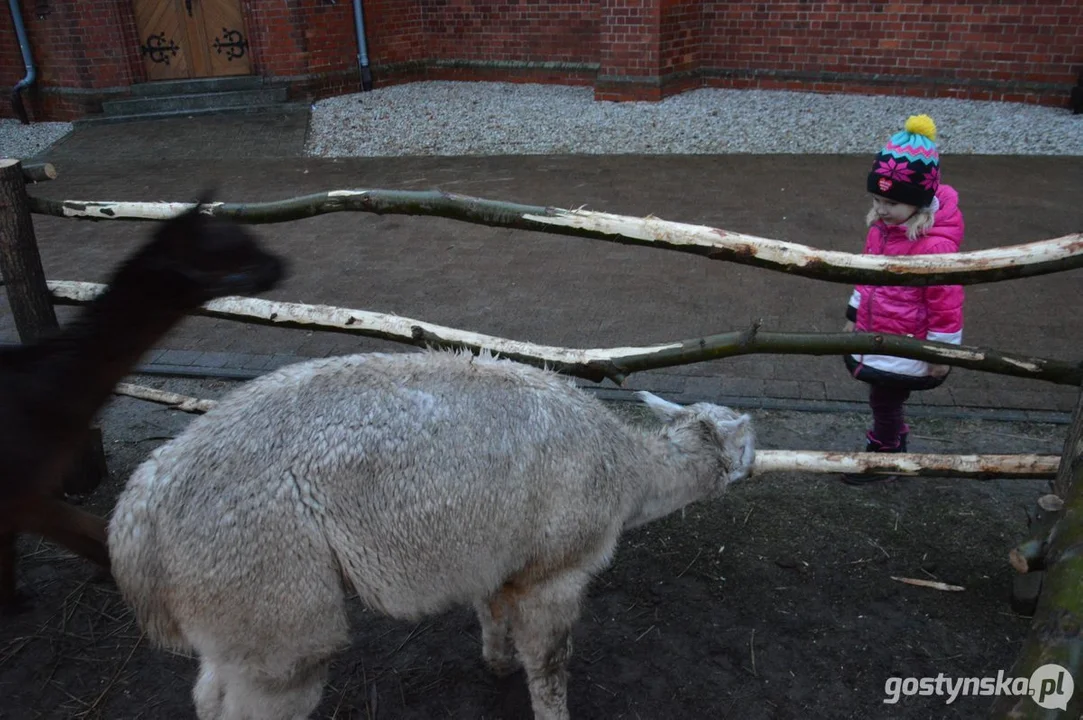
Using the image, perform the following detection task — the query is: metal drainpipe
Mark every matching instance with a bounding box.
[351,0,373,91]
[8,0,36,124]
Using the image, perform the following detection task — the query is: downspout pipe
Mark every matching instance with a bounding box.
[351,0,373,91]
[8,0,36,124]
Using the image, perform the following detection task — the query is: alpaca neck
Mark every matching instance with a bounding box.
[623,431,715,530]
[32,274,190,427]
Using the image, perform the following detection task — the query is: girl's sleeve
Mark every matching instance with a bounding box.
[923,239,964,345]
[846,289,860,322]
[847,228,876,322]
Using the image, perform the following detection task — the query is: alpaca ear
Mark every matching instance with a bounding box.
[186,186,220,219]
[194,186,218,210]
[635,391,685,424]
[715,414,750,433]
[152,187,221,252]
[696,412,751,446]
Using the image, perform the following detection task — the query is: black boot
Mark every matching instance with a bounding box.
[840,431,906,486]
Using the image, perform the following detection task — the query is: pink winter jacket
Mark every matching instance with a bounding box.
[847,184,965,378]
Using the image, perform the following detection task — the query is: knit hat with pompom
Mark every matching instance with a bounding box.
[867,114,940,208]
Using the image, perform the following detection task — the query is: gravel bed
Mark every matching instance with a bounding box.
[0,118,73,160]
[305,81,1083,157]
[1,82,1079,160]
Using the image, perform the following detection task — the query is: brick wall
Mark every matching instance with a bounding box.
[421,1,595,64]
[0,4,23,97]
[364,0,424,65]
[1,0,1079,122]
[1,0,139,121]
[660,0,702,77]
[243,0,356,79]
[702,1,1083,105]
[656,0,703,98]
[596,0,661,99]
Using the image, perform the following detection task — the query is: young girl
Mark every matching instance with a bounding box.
[841,114,966,485]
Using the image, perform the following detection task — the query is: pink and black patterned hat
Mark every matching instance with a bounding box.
[867,114,941,208]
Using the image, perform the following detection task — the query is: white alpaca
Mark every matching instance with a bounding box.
[108,350,755,720]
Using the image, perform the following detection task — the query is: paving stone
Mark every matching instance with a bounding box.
[155,349,203,366]
[265,354,312,370]
[764,380,802,399]
[799,381,827,400]
[139,348,169,365]
[621,371,688,394]
[680,376,726,401]
[719,377,767,398]
[192,351,237,369]
[912,384,955,406]
[238,353,278,370]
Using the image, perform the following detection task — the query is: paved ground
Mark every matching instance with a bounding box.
[6,109,1083,429]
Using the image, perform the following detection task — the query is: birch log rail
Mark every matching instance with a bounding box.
[45,280,1083,387]
[110,381,1061,479]
[26,190,1083,286]
[20,162,57,183]
[753,450,1059,479]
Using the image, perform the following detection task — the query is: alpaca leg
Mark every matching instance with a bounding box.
[218,655,330,720]
[188,551,346,719]
[194,659,227,720]
[508,571,589,720]
[17,496,110,569]
[476,589,519,677]
[194,654,329,720]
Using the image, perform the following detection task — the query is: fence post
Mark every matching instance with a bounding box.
[0,159,60,340]
[1053,387,1083,500]
[0,158,108,495]
[991,384,1083,719]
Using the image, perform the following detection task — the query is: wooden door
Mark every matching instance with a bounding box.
[186,0,252,78]
[132,0,252,81]
[132,0,191,80]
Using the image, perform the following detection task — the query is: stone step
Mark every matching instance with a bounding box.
[128,76,265,97]
[100,87,289,116]
[73,102,310,127]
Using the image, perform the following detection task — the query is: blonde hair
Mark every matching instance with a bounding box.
[866,203,935,240]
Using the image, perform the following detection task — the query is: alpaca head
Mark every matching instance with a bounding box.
[115,189,287,307]
[635,391,756,491]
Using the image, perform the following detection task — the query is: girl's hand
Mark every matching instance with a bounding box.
[929,364,950,377]
[842,321,855,333]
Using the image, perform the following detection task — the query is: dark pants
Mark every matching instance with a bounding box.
[869,384,910,448]
[844,354,946,450]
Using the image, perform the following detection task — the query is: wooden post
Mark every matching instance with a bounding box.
[1053,386,1083,500]
[991,385,1083,719]
[0,158,107,495]
[0,158,60,341]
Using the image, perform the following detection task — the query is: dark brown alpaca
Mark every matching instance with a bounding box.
[0,194,286,609]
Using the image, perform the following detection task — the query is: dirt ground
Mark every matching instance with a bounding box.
[0,372,1063,720]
